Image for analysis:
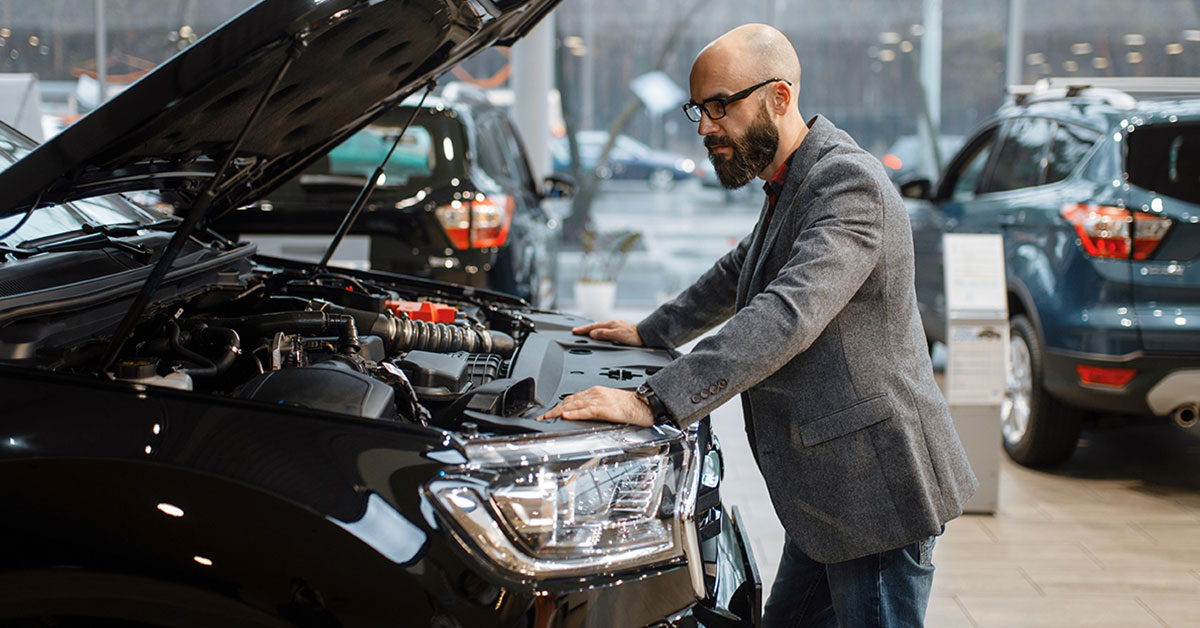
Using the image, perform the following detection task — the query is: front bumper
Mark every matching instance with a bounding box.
[1043,349,1200,417]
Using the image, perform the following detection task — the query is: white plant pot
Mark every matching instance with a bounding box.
[574,280,617,321]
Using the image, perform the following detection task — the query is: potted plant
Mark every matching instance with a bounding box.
[574,229,641,321]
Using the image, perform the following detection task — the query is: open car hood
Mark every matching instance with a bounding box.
[0,0,558,218]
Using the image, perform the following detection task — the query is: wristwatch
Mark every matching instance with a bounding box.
[635,381,677,428]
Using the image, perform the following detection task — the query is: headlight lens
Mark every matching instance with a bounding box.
[428,425,693,581]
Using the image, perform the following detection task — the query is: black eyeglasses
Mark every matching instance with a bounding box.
[682,78,791,122]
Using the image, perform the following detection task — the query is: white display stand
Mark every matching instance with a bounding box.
[943,233,1007,514]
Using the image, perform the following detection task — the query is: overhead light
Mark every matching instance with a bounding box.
[1127,51,1144,64]
[878,49,896,62]
[879,32,902,45]
[1070,43,1093,55]
[1063,60,1079,72]
[1093,57,1110,69]
[1124,33,1146,46]
[1185,29,1200,42]
[900,40,913,53]
[910,24,925,37]
[1026,53,1045,65]
[1166,43,1184,55]
[27,35,38,47]
[563,35,583,49]
[193,555,213,567]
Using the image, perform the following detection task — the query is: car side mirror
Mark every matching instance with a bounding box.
[542,172,576,199]
[897,175,933,201]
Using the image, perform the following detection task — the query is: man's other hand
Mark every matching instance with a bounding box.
[573,320,643,346]
[537,386,654,427]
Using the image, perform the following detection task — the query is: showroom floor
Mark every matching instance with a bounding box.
[590,308,1200,627]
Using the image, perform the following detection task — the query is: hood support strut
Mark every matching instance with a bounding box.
[100,39,306,372]
[316,81,436,273]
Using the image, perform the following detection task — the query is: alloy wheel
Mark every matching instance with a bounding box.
[1002,333,1033,446]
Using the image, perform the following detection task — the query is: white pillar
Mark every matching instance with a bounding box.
[918,0,942,179]
[511,13,555,182]
[1006,0,1025,87]
[95,0,107,103]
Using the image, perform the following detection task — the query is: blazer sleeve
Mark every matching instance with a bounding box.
[636,230,752,349]
[646,163,884,426]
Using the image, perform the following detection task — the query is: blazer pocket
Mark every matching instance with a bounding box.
[795,393,894,447]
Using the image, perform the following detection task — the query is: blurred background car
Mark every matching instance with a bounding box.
[905,79,1200,467]
[878,133,965,184]
[552,130,697,190]
[212,84,567,308]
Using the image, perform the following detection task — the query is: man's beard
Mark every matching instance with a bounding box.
[705,103,780,190]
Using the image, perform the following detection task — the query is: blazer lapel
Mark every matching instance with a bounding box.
[736,195,773,309]
[742,115,833,299]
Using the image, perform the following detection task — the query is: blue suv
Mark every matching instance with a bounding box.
[905,79,1200,466]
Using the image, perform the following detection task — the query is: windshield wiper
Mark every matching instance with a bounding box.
[6,232,153,260]
[80,218,180,237]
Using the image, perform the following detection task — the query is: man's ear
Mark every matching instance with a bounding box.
[770,82,792,116]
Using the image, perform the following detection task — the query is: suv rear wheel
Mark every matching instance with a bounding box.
[1002,315,1083,467]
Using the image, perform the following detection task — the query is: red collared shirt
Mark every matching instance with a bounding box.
[762,150,797,218]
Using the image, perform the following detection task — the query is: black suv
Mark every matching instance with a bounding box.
[0,1,760,625]
[213,84,564,308]
[905,78,1200,466]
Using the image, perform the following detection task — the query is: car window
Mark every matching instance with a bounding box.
[944,129,997,203]
[986,117,1053,192]
[1125,123,1200,205]
[476,116,512,180]
[500,119,538,193]
[1045,122,1100,184]
[326,123,435,185]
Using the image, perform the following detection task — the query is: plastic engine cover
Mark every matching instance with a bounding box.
[235,360,396,419]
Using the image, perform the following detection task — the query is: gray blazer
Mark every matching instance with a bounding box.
[638,115,977,564]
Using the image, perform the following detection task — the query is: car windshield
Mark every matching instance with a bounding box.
[0,124,159,248]
[1125,122,1200,205]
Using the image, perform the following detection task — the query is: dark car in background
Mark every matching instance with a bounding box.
[553,130,697,190]
[905,78,1200,466]
[0,1,761,626]
[213,84,564,308]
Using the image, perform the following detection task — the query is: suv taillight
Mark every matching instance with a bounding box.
[435,194,514,250]
[1061,203,1173,260]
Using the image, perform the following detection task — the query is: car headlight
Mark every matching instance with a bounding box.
[427,425,700,586]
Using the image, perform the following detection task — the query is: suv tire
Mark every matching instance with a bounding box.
[1002,314,1083,467]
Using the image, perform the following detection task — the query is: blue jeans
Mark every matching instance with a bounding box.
[762,534,937,628]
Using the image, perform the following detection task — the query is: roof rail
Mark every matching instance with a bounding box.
[1010,77,1200,106]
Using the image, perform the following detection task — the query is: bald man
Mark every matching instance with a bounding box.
[541,24,976,627]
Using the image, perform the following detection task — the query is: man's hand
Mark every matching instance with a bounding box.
[537,386,653,427]
[573,320,643,346]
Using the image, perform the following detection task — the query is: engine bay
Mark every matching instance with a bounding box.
[1,244,672,435]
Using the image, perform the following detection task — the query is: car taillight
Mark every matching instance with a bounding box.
[435,194,514,250]
[1076,364,1136,388]
[1061,203,1173,260]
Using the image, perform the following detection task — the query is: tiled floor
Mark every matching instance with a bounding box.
[707,385,1200,627]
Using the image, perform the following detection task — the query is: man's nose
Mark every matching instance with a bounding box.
[697,114,719,135]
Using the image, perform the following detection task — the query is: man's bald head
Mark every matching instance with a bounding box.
[691,24,801,97]
[687,24,809,188]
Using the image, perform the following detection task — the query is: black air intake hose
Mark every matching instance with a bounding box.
[308,302,515,358]
[391,318,515,357]
[210,312,360,355]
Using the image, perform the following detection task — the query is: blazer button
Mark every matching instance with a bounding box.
[691,395,701,404]
[700,390,710,399]
[718,378,728,388]
[709,384,718,394]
